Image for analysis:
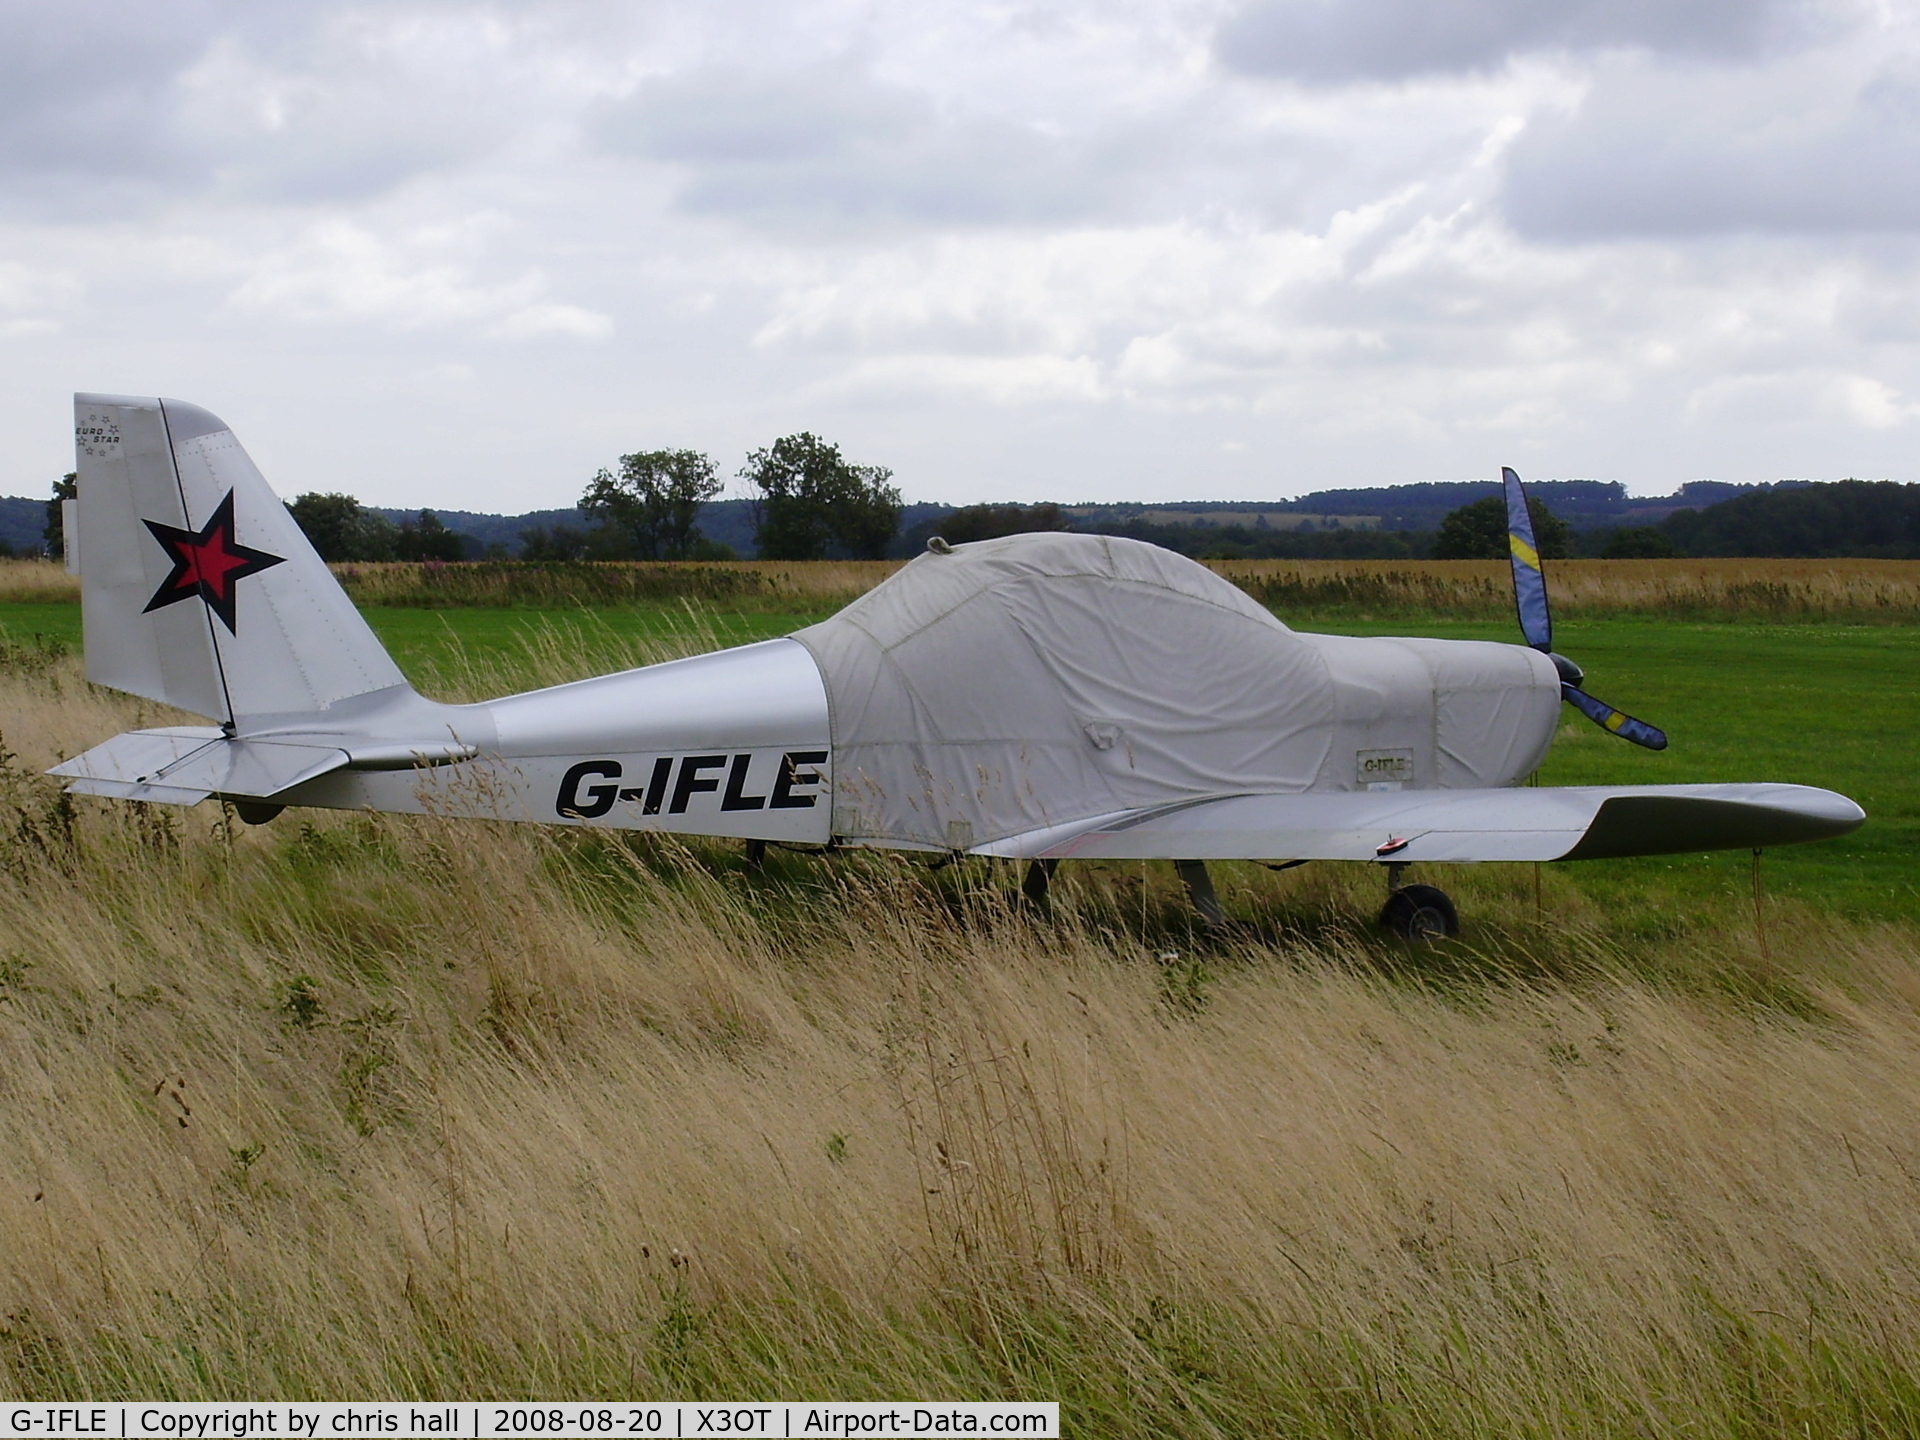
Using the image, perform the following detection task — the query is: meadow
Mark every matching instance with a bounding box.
[2,556,1920,1433]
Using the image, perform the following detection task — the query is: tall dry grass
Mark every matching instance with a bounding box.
[315,554,1920,621]
[330,561,895,613]
[0,558,895,612]
[2,620,1919,1430]
[12,554,1920,621]
[1216,556,1920,622]
[0,559,80,604]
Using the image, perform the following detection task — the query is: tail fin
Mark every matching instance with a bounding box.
[73,394,408,727]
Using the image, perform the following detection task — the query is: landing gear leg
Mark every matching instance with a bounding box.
[1174,859,1227,928]
[744,839,767,871]
[1377,863,1459,942]
[1021,859,1058,910]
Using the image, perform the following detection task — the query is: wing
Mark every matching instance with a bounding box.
[974,783,1863,864]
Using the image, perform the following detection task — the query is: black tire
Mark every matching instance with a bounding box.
[1381,884,1459,941]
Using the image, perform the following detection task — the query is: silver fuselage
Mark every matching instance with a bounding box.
[272,631,1558,850]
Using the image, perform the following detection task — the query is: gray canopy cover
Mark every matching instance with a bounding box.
[793,534,1557,851]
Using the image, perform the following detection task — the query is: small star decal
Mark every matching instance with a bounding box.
[142,490,286,635]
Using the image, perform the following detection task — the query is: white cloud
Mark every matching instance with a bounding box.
[0,259,83,344]
[752,221,1364,363]
[1834,374,1920,428]
[1687,369,1920,431]
[490,302,614,340]
[0,260,81,313]
[225,218,611,338]
[815,352,1111,405]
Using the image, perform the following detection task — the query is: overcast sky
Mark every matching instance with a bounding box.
[1,0,1917,510]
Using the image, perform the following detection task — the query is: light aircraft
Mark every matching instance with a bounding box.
[53,395,1863,939]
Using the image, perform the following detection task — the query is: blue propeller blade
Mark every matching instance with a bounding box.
[1504,465,1553,652]
[1504,464,1669,749]
[1562,684,1669,750]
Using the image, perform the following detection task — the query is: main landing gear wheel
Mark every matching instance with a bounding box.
[1381,884,1459,941]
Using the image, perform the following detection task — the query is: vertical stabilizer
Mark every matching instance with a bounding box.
[73,394,408,727]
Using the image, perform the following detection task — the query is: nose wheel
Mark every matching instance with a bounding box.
[1378,863,1458,941]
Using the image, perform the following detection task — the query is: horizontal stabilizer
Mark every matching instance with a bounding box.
[53,724,484,805]
[978,783,1864,864]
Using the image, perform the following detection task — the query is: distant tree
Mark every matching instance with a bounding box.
[939,503,1070,546]
[394,509,467,562]
[1661,479,1920,558]
[1601,526,1676,559]
[1434,495,1569,561]
[582,449,724,561]
[590,529,637,561]
[1091,518,1430,561]
[898,502,1071,554]
[741,433,902,561]
[518,524,593,561]
[44,472,76,559]
[287,493,398,562]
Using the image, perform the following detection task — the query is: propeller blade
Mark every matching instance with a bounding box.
[1503,465,1553,653]
[1562,684,1669,751]
[1505,467,1669,749]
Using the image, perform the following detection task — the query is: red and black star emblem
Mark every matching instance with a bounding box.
[142,490,286,635]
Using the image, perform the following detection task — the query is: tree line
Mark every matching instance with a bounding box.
[1072,500,1594,562]
[1083,488,1916,563]
[283,431,905,564]
[283,496,473,562]
[1119,482,1920,563]
[20,463,1920,564]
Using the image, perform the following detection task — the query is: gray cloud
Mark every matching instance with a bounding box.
[1217,0,1805,83]
[1504,57,1920,238]
[0,0,515,213]
[596,63,1136,229]
[0,0,227,192]
[180,31,536,206]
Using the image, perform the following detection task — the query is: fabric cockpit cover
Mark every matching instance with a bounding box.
[792,533,1341,849]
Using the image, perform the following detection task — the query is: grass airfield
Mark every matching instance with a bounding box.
[2,559,1920,1431]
